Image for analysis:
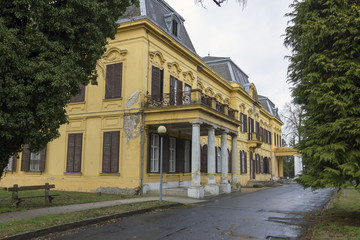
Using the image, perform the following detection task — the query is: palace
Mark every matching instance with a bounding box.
[1,0,286,198]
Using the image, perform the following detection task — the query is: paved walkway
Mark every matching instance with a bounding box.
[0,196,205,223]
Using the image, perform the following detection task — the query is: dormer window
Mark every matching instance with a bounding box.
[164,13,181,38]
[172,19,178,36]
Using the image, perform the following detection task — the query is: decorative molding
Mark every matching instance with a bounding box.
[149,51,166,67]
[102,47,128,63]
[197,77,204,90]
[182,71,195,85]
[167,62,182,78]
[215,93,223,102]
[204,87,214,97]
[224,98,230,105]
[239,103,245,112]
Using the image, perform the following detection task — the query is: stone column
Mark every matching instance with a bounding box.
[188,122,204,199]
[219,131,231,193]
[231,134,240,191]
[204,126,219,195]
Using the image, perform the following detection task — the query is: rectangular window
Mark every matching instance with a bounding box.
[241,114,248,132]
[21,145,46,172]
[70,85,85,103]
[240,151,245,174]
[169,137,176,173]
[102,131,120,173]
[170,76,183,106]
[248,117,254,140]
[151,66,164,101]
[30,152,41,171]
[240,114,245,132]
[184,140,191,173]
[150,134,160,173]
[105,63,123,99]
[66,133,83,173]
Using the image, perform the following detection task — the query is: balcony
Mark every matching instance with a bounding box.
[145,90,238,120]
[247,132,262,149]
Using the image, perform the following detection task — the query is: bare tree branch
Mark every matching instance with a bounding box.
[195,0,247,8]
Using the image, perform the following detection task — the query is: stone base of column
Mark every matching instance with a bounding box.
[231,175,241,191]
[204,184,219,195]
[188,186,204,199]
[219,183,231,193]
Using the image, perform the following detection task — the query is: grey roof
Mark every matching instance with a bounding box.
[117,0,196,54]
[258,95,281,120]
[202,56,249,86]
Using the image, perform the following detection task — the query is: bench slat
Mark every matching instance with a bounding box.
[8,185,55,191]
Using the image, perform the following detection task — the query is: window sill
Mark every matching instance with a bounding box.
[64,172,82,176]
[69,101,86,104]
[103,97,122,102]
[148,172,192,176]
[148,173,160,176]
[24,171,42,175]
[100,173,120,176]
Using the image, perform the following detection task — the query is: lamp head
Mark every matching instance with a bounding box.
[157,125,167,136]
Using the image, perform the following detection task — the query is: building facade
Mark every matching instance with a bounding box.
[1,0,284,198]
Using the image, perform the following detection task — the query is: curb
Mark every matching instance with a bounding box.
[3,203,181,240]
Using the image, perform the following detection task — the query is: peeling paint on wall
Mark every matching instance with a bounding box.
[126,90,141,108]
[124,113,142,145]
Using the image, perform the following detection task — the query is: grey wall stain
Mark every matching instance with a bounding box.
[124,113,141,145]
[126,90,141,108]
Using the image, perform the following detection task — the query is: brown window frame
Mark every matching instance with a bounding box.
[105,63,123,99]
[102,131,120,174]
[66,133,83,173]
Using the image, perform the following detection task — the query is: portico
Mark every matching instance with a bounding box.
[144,96,241,198]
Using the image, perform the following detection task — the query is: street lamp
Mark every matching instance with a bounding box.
[157,125,166,202]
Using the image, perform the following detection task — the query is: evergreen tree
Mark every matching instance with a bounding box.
[0,0,133,176]
[284,0,360,189]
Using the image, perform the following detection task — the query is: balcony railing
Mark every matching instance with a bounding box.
[146,91,238,120]
[146,91,191,107]
[248,132,261,141]
[201,93,212,107]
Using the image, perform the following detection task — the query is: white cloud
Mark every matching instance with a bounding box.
[165,0,294,110]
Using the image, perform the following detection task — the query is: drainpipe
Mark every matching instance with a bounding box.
[140,30,150,195]
[140,110,145,195]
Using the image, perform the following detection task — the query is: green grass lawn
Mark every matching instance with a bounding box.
[311,187,360,240]
[0,188,140,213]
[0,201,176,238]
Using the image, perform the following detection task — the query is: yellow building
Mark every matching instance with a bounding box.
[1,0,284,198]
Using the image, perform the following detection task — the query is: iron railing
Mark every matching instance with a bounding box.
[146,91,237,120]
[146,91,191,107]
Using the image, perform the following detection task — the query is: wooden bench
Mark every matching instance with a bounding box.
[8,183,56,207]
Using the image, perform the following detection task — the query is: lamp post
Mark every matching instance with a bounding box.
[157,125,166,202]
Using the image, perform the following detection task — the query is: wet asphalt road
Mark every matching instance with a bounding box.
[46,184,334,240]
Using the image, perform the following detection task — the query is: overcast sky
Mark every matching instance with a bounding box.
[165,0,294,111]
